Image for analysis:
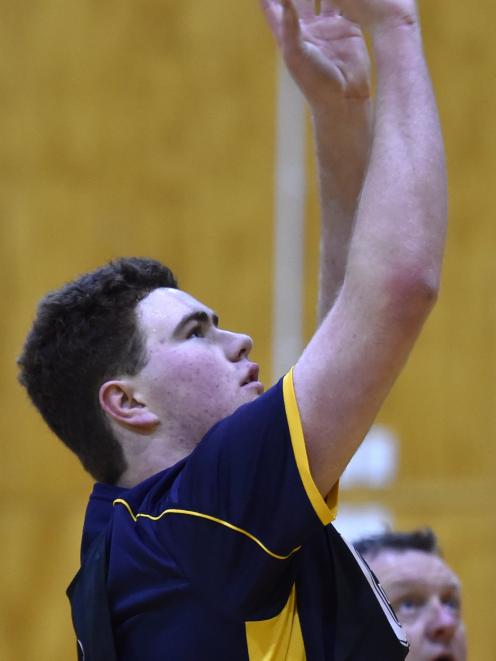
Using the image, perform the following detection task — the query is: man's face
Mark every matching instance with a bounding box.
[131,288,264,449]
[368,549,467,661]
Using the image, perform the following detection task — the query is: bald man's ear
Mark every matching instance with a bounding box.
[99,381,159,431]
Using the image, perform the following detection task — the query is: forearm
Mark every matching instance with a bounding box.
[346,20,447,299]
[312,99,372,322]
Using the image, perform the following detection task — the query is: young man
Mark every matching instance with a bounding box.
[355,530,467,661]
[18,0,447,658]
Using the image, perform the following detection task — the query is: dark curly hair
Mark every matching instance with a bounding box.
[354,528,441,560]
[18,257,178,484]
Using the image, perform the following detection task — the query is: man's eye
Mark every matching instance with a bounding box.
[442,594,461,612]
[187,325,204,339]
[396,596,424,614]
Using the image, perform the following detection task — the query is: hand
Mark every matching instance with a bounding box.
[261,0,371,108]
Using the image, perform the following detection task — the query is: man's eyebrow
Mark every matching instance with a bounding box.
[173,311,219,337]
[387,578,461,592]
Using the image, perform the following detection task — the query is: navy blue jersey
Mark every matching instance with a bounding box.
[71,372,409,660]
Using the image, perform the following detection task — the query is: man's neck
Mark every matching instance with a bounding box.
[116,440,191,488]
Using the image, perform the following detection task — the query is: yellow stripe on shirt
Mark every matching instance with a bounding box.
[113,499,301,561]
[282,369,338,525]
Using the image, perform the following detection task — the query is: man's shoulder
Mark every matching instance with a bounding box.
[111,460,187,520]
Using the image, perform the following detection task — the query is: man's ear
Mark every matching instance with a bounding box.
[99,381,159,431]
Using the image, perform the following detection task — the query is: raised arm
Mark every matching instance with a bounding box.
[261,0,372,321]
[270,0,447,497]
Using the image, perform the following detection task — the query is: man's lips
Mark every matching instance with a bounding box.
[242,380,264,394]
[240,363,264,393]
[430,650,456,661]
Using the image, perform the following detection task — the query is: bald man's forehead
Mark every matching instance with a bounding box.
[368,549,461,594]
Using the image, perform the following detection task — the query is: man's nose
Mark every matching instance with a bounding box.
[427,602,459,643]
[223,331,253,361]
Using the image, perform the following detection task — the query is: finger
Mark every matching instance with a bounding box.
[292,0,316,19]
[320,0,341,16]
[260,0,285,41]
[280,0,301,45]
[260,0,301,51]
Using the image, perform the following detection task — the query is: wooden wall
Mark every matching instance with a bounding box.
[1,1,494,658]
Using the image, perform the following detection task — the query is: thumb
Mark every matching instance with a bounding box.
[280,0,303,60]
[282,0,300,38]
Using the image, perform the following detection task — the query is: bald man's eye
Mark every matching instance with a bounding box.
[395,595,425,616]
[442,594,461,612]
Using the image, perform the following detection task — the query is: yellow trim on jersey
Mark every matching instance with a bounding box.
[282,369,337,526]
[245,584,305,660]
[113,499,301,561]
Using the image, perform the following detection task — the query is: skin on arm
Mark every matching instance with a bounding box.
[267,0,447,498]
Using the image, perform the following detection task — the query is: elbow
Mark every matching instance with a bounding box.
[345,251,442,328]
[385,264,440,321]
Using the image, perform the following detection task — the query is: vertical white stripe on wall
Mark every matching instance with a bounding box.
[272,60,307,381]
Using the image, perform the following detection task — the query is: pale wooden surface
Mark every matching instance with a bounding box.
[1,1,494,658]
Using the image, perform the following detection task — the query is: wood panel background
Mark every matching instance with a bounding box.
[1,1,494,658]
